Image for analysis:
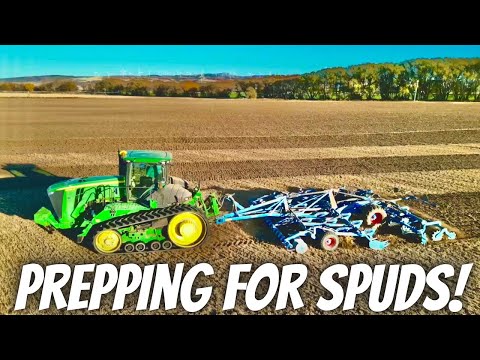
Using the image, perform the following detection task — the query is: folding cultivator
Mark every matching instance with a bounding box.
[216,188,456,254]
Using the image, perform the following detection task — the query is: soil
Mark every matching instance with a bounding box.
[0,98,479,314]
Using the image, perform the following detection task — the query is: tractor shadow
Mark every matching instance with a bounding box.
[0,164,69,219]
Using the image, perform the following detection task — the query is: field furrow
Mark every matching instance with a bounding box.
[2,130,480,153]
[22,154,480,180]
[2,143,479,166]
[0,98,479,314]
[201,169,480,197]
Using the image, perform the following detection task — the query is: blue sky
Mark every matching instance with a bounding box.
[0,45,479,78]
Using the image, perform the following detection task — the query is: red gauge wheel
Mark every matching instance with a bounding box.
[320,232,340,251]
[366,207,388,229]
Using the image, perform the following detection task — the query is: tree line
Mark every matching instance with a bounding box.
[1,58,479,101]
[0,80,78,93]
[261,58,480,101]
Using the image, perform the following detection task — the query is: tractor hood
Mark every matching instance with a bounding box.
[47,175,124,193]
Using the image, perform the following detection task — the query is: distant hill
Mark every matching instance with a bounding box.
[0,73,281,84]
[0,75,83,83]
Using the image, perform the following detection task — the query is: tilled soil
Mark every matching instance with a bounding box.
[0,98,479,314]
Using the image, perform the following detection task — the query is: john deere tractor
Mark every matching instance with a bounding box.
[34,150,220,254]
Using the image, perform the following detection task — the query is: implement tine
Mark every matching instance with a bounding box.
[215,187,454,253]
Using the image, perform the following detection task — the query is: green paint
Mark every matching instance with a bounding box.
[48,175,124,192]
[34,207,61,228]
[119,226,166,244]
[34,150,220,247]
[122,150,172,163]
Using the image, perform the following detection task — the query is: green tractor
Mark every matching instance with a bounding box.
[34,150,221,254]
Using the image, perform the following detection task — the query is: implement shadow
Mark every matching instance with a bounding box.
[0,164,69,219]
[209,185,282,245]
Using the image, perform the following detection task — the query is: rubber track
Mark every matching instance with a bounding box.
[87,204,205,254]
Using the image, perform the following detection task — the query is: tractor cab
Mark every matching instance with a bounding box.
[118,150,172,202]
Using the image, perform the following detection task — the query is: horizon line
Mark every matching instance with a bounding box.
[2,55,480,80]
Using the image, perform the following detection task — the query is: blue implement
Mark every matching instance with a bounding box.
[216,188,455,254]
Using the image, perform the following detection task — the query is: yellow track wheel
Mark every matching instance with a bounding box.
[167,211,207,248]
[93,229,122,254]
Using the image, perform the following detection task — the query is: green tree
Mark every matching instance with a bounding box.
[406,59,436,100]
[431,60,456,101]
[323,68,350,100]
[465,59,480,101]
[378,63,406,100]
[317,71,329,100]
[348,64,379,100]
[451,59,469,101]
[299,74,321,100]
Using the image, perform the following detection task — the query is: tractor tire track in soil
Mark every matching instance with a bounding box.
[39,154,480,180]
[202,169,480,200]
[2,98,480,139]
[2,143,479,166]
[2,129,480,153]
[405,192,480,237]
[175,154,480,180]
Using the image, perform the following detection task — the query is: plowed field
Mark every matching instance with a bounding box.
[1,98,479,314]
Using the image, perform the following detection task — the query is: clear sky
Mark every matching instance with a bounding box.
[1,45,479,78]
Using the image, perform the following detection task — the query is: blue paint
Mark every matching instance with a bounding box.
[216,188,455,254]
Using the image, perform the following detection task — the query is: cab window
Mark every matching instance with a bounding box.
[130,163,164,199]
